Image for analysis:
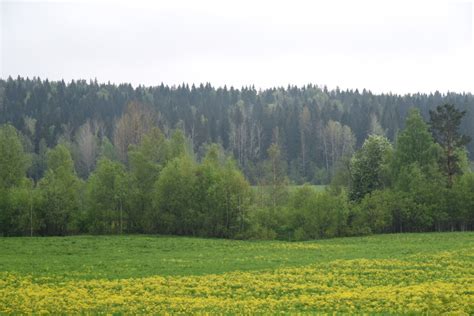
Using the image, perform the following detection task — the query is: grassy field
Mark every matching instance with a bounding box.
[0,232,473,313]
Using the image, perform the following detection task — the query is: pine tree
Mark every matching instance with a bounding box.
[429,104,471,186]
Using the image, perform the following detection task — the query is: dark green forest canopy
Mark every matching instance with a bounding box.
[0,76,473,183]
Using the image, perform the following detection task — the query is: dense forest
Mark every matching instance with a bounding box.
[0,76,473,238]
[1,76,473,183]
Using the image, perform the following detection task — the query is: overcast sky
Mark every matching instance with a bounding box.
[1,0,473,94]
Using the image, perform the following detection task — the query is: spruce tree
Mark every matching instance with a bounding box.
[429,104,471,186]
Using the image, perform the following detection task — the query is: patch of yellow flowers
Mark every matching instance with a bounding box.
[1,255,473,314]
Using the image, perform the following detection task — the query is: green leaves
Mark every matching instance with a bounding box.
[86,158,128,234]
[37,144,82,235]
[151,145,251,238]
[0,124,30,189]
[349,135,393,202]
[391,108,441,184]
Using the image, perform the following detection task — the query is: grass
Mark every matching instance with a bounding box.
[0,232,473,313]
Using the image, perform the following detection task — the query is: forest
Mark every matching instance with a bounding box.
[0,76,473,238]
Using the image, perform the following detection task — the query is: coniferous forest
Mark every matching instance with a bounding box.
[0,76,473,238]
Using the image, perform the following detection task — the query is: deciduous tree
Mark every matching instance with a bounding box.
[349,135,392,202]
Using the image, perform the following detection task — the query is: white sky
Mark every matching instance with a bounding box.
[1,0,473,94]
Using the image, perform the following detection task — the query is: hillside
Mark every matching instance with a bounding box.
[1,77,473,183]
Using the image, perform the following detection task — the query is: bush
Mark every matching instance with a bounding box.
[286,186,348,240]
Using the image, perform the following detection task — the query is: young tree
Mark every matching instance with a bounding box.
[168,129,187,159]
[452,173,474,231]
[349,135,393,202]
[391,108,441,186]
[98,137,118,161]
[263,143,288,210]
[394,164,445,231]
[429,104,471,186]
[86,158,128,234]
[0,124,30,189]
[6,179,39,236]
[193,146,224,236]
[37,144,82,235]
[128,127,169,232]
[0,124,31,236]
[152,155,196,235]
[195,145,252,238]
[220,158,252,237]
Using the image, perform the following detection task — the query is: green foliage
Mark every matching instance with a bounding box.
[391,108,441,185]
[37,144,82,236]
[243,205,285,240]
[328,156,351,195]
[0,124,30,189]
[349,135,393,201]
[128,128,168,232]
[46,143,75,174]
[260,143,289,209]
[248,185,349,241]
[3,77,474,185]
[452,172,474,230]
[86,158,128,234]
[350,190,395,235]
[393,164,447,231]
[152,155,197,235]
[169,129,187,159]
[430,104,472,186]
[98,137,118,161]
[0,179,38,236]
[287,186,348,240]
[0,100,473,238]
[0,125,33,236]
[152,145,252,238]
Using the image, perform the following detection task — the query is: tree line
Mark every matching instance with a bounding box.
[1,76,473,238]
[0,95,473,237]
[0,125,252,237]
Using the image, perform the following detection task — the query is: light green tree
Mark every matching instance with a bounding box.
[195,145,252,238]
[0,124,30,189]
[0,124,31,236]
[349,135,393,202]
[452,172,474,230]
[86,158,128,234]
[288,186,348,240]
[37,144,82,235]
[391,108,441,186]
[263,143,289,210]
[152,155,196,235]
[128,127,169,232]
